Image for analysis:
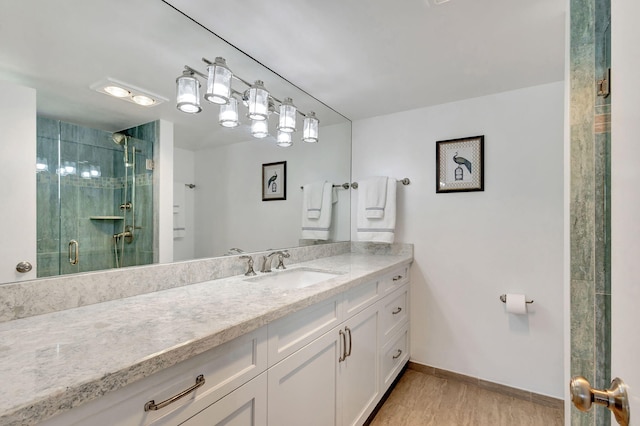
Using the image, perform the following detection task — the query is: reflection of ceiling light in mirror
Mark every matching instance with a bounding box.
[91,78,166,108]
[278,97,296,133]
[251,119,269,138]
[104,86,130,98]
[302,112,319,143]
[219,97,239,127]
[276,131,293,147]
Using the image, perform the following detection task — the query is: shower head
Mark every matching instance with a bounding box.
[112,132,128,145]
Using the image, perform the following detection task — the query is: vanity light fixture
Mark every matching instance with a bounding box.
[91,78,165,108]
[176,70,202,113]
[219,97,240,127]
[302,111,319,143]
[278,97,296,133]
[247,80,269,121]
[251,119,269,138]
[176,57,320,145]
[36,157,49,172]
[205,57,233,104]
[276,131,293,147]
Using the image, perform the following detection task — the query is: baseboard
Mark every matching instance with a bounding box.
[408,361,564,410]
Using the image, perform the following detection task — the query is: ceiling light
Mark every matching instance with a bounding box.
[302,112,319,143]
[176,57,320,143]
[248,80,269,121]
[104,85,130,98]
[91,78,166,108]
[276,131,293,147]
[278,97,297,133]
[176,70,202,114]
[219,97,239,128]
[251,119,269,138]
[205,57,233,105]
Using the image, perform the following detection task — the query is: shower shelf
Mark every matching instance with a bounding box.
[90,216,125,220]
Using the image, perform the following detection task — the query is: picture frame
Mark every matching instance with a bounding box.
[436,135,484,193]
[262,161,287,201]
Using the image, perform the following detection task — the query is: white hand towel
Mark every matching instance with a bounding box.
[173,182,186,239]
[362,176,388,219]
[302,181,334,240]
[303,181,326,219]
[357,178,396,243]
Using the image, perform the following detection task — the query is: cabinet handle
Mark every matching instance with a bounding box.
[392,275,403,281]
[392,349,403,360]
[392,307,402,315]
[68,240,79,265]
[339,330,347,362]
[144,374,205,412]
[345,326,352,358]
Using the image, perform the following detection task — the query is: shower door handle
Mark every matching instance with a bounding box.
[68,240,79,265]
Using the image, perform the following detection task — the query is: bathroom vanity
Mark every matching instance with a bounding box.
[0,245,411,426]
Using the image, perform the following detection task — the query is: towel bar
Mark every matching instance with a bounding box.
[351,178,410,189]
[300,182,350,190]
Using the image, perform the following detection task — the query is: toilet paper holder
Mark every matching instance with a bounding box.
[499,294,534,304]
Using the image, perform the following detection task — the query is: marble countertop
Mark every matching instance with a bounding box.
[0,252,412,425]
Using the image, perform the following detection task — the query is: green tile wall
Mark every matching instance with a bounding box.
[570,0,611,424]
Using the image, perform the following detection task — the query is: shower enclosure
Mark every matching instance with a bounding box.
[36,118,156,277]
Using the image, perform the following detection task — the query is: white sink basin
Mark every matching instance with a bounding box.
[244,267,342,289]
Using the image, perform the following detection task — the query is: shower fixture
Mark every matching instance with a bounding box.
[176,57,320,146]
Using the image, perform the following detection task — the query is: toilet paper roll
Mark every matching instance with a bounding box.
[505,293,527,315]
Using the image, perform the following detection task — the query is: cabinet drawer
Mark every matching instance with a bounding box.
[179,371,267,426]
[41,327,268,426]
[380,284,408,344]
[267,296,342,366]
[380,265,410,295]
[343,279,379,318]
[380,324,409,389]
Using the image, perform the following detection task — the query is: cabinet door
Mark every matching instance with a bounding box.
[180,372,267,426]
[339,303,380,426]
[268,330,341,426]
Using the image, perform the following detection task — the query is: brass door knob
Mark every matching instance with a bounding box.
[570,376,630,425]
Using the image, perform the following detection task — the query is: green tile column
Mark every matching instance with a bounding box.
[570,0,611,424]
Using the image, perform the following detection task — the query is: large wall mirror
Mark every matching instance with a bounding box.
[0,0,351,285]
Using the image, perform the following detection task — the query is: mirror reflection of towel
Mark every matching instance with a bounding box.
[301,182,334,240]
[304,181,326,219]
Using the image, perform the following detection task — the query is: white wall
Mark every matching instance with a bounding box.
[156,120,174,264]
[173,148,196,261]
[352,82,565,397]
[0,81,37,283]
[193,122,351,258]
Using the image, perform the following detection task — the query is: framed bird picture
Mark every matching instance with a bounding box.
[436,135,484,193]
[262,161,287,201]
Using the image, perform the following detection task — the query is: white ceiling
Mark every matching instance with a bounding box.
[166,0,566,121]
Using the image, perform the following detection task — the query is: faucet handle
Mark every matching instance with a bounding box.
[275,251,290,270]
[239,255,257,276]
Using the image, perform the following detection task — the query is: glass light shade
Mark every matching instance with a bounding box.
[205,57,232,105]
[104,85,130,98]
[176,72,202,114]
[302,111,319,143]
[247,80,269,121]
[90,165,101,177]
[278,97,296,133]
[132,94,155,106]
[81,167,91,179]
[64,161,76,175]
[276,131,293,147]
[251,119,269,138]
[219,97,240,128]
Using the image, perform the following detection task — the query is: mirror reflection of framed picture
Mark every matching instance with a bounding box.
[436,135,484,193]
[262,161,287,201]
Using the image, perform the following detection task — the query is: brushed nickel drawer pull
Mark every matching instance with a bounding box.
[144,374,205,412]
[392,307,402,315]
[345,326,352,357]
[339,330,347,362]
[392,275,403,281]
[393,349,403,360]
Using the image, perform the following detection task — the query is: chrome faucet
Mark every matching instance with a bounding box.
[261,250,290,272]
[239,255,257,276]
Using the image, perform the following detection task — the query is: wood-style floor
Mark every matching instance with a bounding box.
[369,369,564,426]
